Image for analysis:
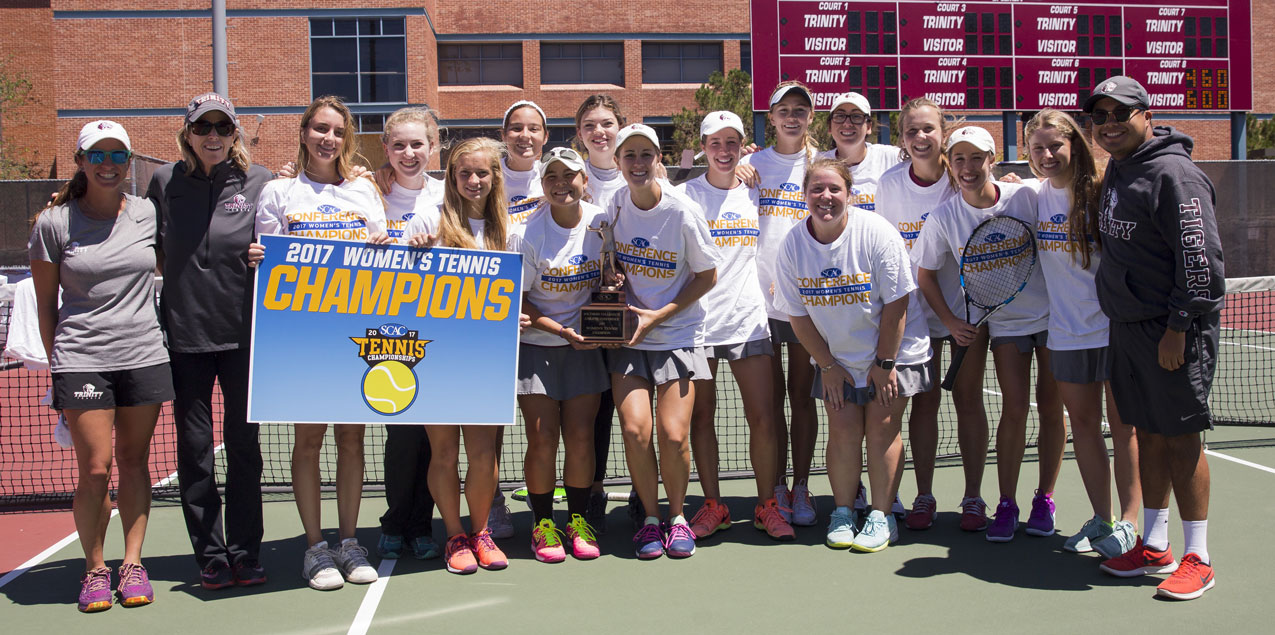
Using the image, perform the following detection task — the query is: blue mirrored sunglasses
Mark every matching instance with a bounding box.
[81,149,133,165]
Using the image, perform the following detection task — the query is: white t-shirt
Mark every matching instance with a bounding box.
[425,174,445,201]
[519,201,609,347]
[741,147,811,320]
[610,185,721,350]
[384,182,441,245]
[403,209,519,251]
[1036,180,1109,350]
[255,173,386,239]
[502,157,543,224]
[773,211,931,385]
[816,143,901,212]
[679,174,771,346]
[876,161,963,337]
[912,181,1049,338]
[584,162,626,215]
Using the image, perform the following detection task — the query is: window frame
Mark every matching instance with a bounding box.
[309,17,408,105]
[640,41,723,84]
[437,42,525,87]
[539,41,625,86]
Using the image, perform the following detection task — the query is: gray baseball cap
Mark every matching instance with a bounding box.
[1083,76,1150,112]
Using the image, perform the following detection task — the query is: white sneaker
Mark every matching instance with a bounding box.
[488,491,515,539]
[850,510,892,552]
[773,485,793,524]
[334,540,378,584]
[826,507,856,548]
[791,483,817,526]
[302,542,343,590]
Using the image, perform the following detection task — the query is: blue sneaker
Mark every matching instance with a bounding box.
[664,522,696,558]
[377,533,403,559]
[633,523,664,560]
[410,535,440,560]
[986,497,1019,543]
[826,507,856,549]
[850,510,894,553]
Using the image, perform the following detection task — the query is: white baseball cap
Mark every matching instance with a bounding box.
[614,124,660,151]
[539,146,587,172]
[700,111,746,139]
[946,126,996,154]
[829,92,871,116]
[768,84,813,108]
[77,120,132,152]
[502,100,547,128]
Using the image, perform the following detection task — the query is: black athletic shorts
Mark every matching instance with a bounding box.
[52,362,175,410]
[1109,313,1218,437]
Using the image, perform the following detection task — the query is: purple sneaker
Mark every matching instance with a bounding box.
[1025,490,1056,537]
[201,560,234,590]
[117,562,154,607]
[664,522,697,558]
[78,567,112,613]
[986,497,1019,543]
[634,523,664,559]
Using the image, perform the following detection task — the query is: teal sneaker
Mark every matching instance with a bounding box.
[851,510,893,552]
[1063,514,1113,553]
[377,534,403,559]
[1092,519,1138,559]
[410,535,440,560]
[826,507,856,549]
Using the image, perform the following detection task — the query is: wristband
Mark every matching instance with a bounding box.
[820,360,836,373]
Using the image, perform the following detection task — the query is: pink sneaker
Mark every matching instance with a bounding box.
[529,519,565,564]
[566,514,601,559]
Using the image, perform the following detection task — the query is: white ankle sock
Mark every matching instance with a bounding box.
[1144,508,1170,551]
[1183,520,1209,563]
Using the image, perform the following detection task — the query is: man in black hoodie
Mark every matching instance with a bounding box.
[1082,76,1223,600]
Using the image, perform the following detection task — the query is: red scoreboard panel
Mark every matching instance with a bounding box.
[750,1,1252,112]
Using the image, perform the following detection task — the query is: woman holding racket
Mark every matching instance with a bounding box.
[31,120,174,611]
[608,124,719,559]
[374,107,445,562]
[774,158,932,552]
[913,126,1065,541]
[516,146,609,562]
[875,98,967,531]
[741,81,822,527]
[1024,109,1140,555]
[404,136,513,574]
[681,111,793,542]
[251,96,388,590]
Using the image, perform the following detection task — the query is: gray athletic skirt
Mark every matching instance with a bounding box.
[810,362,933,405]
[1049,346,1111,384]
[706,337,774,361]
[991,330,1049,354]
[517,344,609,401]
[767,318,801,345]
[608,346,711,385]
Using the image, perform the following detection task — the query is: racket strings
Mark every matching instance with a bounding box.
[962,218,1037,307]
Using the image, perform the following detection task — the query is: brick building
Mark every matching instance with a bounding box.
[0,0,1270,177]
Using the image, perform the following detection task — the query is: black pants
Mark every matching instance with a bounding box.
[172,348,263,569]
[379,425,436,538]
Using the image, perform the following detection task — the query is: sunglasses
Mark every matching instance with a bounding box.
[189,120,236,136]
[80,149,133,165]
[540,147,583,165]
[830,112,870,125]
[1089,108,1142,125]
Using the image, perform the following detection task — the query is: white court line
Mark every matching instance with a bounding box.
[1205,449,1275,475]
[0,442,225,589]
[348,557,397,635]
[1220,341,1275,352]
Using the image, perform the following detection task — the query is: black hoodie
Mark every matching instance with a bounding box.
[1095,125,1225,331]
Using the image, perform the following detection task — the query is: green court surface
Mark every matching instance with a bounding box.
[2,425,1272,633]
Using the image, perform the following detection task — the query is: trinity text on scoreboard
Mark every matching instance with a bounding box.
[749,1,1252,112]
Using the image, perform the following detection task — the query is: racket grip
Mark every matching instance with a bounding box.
[941,344,970,391]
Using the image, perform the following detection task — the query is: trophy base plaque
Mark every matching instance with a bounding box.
[580,288,635,343]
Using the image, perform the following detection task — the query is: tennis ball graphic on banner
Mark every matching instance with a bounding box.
[350,323,432,416]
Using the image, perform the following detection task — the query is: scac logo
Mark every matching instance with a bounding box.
[821,267,842,278]
[568,254,588,265]
[985,232,1005,243]
[920,212,929,222]
[378,323,408,337]
[317,204,340,214]
[350,324,433,416]
[722,212,741,220]
[403,212,415,222]
[1050,214,1066,223]
[780,182,801,192]
[511,195,528,204]
[631,237,650,248]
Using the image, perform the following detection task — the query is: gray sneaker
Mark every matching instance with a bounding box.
[1064,514,1114,553]
[488,491,515,539]
[1092,519,1138,559]
[302,542,343,591]
[333,540,377,584]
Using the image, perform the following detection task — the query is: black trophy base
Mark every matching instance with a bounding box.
[580,290,634,343]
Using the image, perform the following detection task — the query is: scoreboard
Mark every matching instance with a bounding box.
[750,0,1252,112]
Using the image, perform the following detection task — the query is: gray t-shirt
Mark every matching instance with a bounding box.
[27,194,169,373]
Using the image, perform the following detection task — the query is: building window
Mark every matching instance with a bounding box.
[740,42,751,77]
[439,43,523,86]
[540,42,624,85]
[310,18,406,103]
[641,42,722,84]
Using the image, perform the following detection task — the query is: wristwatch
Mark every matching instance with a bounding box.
[874,356,895,370]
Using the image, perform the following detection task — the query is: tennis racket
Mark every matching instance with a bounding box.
[509,487,633,503]
[940,215,1039,391]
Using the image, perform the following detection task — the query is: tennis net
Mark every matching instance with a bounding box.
[2,275,1273,507]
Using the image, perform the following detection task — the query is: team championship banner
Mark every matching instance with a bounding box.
[247,234,522,425]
